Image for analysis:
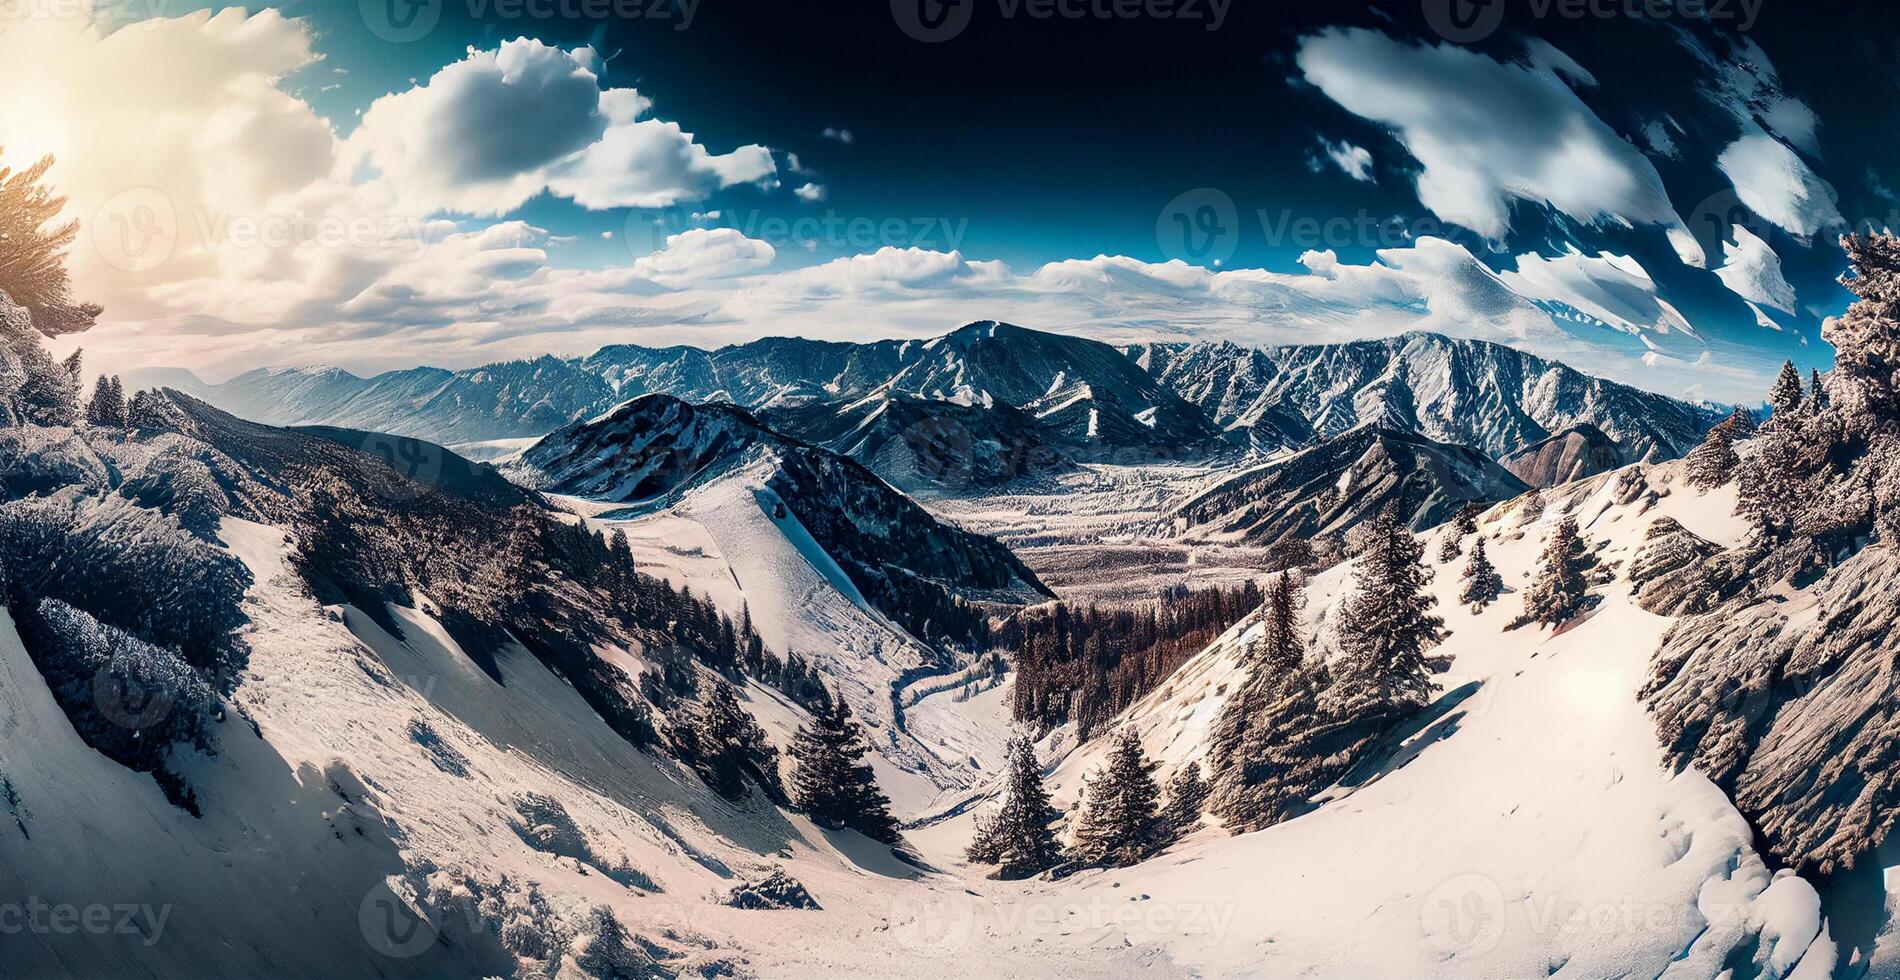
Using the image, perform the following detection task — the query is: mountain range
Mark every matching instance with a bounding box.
[131,323,1720,494]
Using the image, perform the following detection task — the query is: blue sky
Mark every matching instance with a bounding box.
[9,1,1896,402]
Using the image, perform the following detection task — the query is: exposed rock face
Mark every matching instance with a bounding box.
[1500,423,1629,487]
[1628,517,1735,617]
[1643,547,1900,872]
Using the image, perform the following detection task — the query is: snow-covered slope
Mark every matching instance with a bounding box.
[1131,332,1718,459]
[914,459,1836,978]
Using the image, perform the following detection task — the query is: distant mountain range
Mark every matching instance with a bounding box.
[132,322,1720,497]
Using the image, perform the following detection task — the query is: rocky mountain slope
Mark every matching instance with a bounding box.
[1129,332,1718,459]
[1165,426,1530,545]
[1499,423,1631,487]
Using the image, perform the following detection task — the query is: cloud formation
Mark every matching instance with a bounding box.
[346,39,775,214]
[1295,29,1704,266]
[1308,136,1375,182]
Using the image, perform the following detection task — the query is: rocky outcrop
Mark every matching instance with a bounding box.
[1500,424,1629,487]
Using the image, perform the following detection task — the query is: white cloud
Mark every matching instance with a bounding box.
[1309,136,1375,182]
[822,127,855,144]
[1295,29,1703,266]
[1716,130,1843,239]
[1499,249,1697,338]
[344,38,774,215]
[792,182,828,203]
[1713,224,1797,315]
[630,228,775,287]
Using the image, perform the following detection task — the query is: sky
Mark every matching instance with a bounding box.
[5,0,1897,403]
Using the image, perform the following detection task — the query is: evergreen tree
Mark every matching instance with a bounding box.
[1160,761,1209,842]
[1737,428,1805,538]
[1768,360,1805,420]
[1435,529,1462,564]
[788,697,900,843]
[1206,572,1312,831]
[85,374,126,427]
[1713,406,1757,441]
[1452,504,1481,538]
[681,681,784,803]
[1458,537,1503,611]
[1071,729,1162,867]
[1827,233,1900,421]
[1807,368,1829,413]
[0,150,102,335]
[1517,516,1594,628]
[1334,506,1444,712]
[965,735,1062,878]
[1683,426,1739,489]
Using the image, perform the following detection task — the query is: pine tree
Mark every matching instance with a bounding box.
[1517,516,1594,628]
[788,697,900,843]
[1713,406,1757,441]
[1160,761,1209,842]
[1452,504,1481,538]
[682,681,783,803]
[1335,506,1444,713]
[1458,537,1502,610]
[1435,529,1462,563]
[1768,360,1805,420]
[0,150,102,335]
[1737,428,1805,538]
[1071,729,1162,867]
[1683,426,1739,489]
[1206,572,1309,831]
[85,374,126,427]
[1827,233,1900,421]
[1807,368,1829,413]
[965,735,1062,878]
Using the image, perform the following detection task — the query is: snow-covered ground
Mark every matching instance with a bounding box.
[0,453,1857,978]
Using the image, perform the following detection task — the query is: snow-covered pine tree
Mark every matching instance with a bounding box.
[682,681,784,803]
[1714,406,1757,441]
[1452,503,1481,538]
[788,696,901,843]
[1334,505,1444,713]
[1435,528,1462,563]
[1736,427,1806,539]
[1516,516,1594,628]
[85,374,120,427]
[1683,426,1739,489]
[1458,537,1502,611]
[1829,233,1900,423]
[1808,368,1829,413]
[1205,572,1308,829]
[965,734,1062,878]
[1768,360,1805,420]
[1071,729,1162,867]
[1160,761,1208,842]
